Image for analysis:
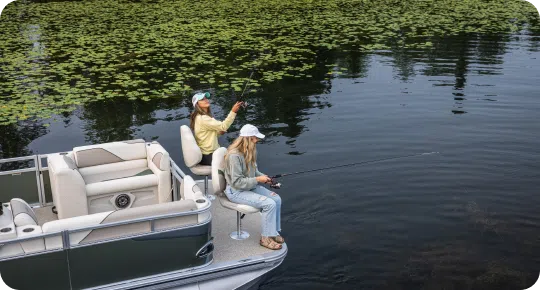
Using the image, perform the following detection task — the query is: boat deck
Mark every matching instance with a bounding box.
[33,186,276,265]
[211,195,274,263]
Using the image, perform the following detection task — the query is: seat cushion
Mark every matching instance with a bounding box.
[78,160,150,184]
[190,165,211,176]
[86,175,158,197]
[219,196,259,214]
[10,198,38,226]
[73,139,147,168]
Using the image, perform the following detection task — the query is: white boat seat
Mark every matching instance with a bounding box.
[0,199,45,258]
[189,165,212,176]
[180,125,214,199]
[218,196,259,215]
[47,140,172,220]
[10,198,38,227]
[42,199,201,249]
[85,174,158,196]
[211,147,259,240]
[78,160,150,184]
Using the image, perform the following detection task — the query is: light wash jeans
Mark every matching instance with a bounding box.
[225,184,282,237]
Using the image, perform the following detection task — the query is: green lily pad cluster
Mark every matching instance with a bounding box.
[0,0,538,125]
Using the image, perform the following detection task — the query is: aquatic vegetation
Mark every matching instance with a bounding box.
[0,0,538,125]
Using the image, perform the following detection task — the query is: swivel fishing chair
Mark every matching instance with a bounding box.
[211,147,259,240]
[180,125,215,200]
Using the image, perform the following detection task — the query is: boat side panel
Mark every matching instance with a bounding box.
[0,250,71,290]
[68,222,212,289]
[0,173,40,204]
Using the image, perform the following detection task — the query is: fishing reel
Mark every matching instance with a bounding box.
[269,177,281,189]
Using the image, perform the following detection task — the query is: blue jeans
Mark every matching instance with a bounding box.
[225,185,282,237]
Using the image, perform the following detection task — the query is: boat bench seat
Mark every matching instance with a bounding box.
[47,140,172,220]
[0,199,45,258]
[41,199,202,249]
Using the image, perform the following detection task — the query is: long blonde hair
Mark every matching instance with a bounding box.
[225,136,257,173]
[189,105,212,132]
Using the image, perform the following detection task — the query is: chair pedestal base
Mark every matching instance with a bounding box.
[230,231,250,240]
[230,211,249,240]
[203,176,215,200]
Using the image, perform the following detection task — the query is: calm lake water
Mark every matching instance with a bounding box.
[1,7,540,290]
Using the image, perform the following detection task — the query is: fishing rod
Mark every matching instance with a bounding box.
[237,69,255,108]
[267,151,440,189]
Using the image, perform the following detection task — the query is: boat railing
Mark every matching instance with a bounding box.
[0,148,188,206]
[0,150,210,262]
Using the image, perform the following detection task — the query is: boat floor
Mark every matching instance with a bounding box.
[33,183,275,264]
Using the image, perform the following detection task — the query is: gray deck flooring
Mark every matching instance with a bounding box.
[194,180,275,263]
[210,196,274,264]
[34,206,58,226]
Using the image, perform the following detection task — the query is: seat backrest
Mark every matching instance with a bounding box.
[10,198,38,227]
[72,139,147,168]
[180,125,202,168]
[211,147,227,196]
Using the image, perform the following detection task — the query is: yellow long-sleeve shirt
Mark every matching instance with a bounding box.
[194,111,237,155]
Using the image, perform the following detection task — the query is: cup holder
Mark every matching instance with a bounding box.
[23,228,34,233]
[196,199,206,204]
[1,227,12,233]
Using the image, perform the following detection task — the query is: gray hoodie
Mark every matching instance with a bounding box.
[224,152,265,191]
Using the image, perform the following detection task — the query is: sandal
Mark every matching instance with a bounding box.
[260,237,282,250]
[273,235,285,244]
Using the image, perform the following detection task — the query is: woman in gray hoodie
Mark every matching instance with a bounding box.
[223,124,284,250]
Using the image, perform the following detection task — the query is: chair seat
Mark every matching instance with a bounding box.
[219,195,259,214]
[190,165,211,176]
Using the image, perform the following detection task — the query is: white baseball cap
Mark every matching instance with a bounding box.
[239,124,265,139]
[192,92,210,108]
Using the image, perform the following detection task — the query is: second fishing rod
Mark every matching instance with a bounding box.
[266,151,440,189]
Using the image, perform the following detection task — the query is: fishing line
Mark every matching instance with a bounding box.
[273,152,439,178]
[268,152,440,188]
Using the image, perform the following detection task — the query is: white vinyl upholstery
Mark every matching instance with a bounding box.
[180,122,213,200]
[146,142,172,203]
[78,160,149,184]
[48,153,89,219]
[211,148,227,196]
[189,165,212,176]
[47,140,173,220]
[73,139,147,168]
[180,175,210,223]
[180,125,203,168]
[85,175,158,197]
[0,199,45,258]
[42,200,202,249]
[10,198,38,227]
[211,147,259,214]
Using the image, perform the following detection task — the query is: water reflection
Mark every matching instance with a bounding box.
[0,121,47,170]
[78,97,185,144]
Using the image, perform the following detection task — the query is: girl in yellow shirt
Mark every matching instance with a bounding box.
[189,92,244,165]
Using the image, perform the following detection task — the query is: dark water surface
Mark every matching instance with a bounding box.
[2,32,540,289]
